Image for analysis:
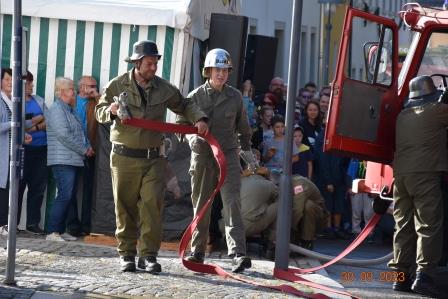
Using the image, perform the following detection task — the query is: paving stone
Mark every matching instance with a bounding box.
[0,236,343,298]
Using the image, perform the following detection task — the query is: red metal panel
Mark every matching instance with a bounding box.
[324,7,399,164]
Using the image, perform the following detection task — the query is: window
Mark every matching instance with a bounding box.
[348,16,393,86]
[300,30,307,87]
[274,21,285,78]
[249,18,257,34]
[417,32,448,88]
[310,29,316,82]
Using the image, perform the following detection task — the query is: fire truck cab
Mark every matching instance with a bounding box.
[325,3,448,197]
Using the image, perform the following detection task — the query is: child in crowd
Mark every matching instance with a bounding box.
[347,158,374,242]
[262,116,285,184]
[292,126,313,179]
[241,79,257,128]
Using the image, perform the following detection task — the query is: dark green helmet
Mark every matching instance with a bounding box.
[125,40,161,62]
[404,75,442,108]
[408,75,437,99]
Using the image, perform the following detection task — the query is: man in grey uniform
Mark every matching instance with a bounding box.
[177,48,253,273]
[389,75,448,297]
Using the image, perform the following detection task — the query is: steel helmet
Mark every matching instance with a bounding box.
[125,40,161,62]
[408,75,437,99]
[202,48,232,77]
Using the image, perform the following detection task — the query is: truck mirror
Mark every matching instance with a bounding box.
[364,42,390,84]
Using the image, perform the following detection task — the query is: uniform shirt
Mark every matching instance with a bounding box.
[177,81,251,152]
[393,102,448,176]
[291,175,325,227]
[240,175,278,221]
[96,69,206,149]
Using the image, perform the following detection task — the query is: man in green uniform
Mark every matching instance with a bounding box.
[177,48,253,273]
[95,40,208,273]
[389,75,448,297]
[290,175,327,250]
[239,171,278,244]
[228,167,325,258]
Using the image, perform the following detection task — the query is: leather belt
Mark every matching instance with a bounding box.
[112,143,160,159]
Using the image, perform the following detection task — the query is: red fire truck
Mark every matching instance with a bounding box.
[326,3,448,200]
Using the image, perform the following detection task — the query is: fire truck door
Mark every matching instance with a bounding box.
[325,8,399,164]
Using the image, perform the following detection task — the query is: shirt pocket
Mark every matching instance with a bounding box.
[224,111,236,127]
[126,92,144,119]
[127,104,144,119]
[146,95,168,121]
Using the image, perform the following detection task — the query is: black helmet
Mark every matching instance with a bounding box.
[125,40,161,62]
[408,75,437,99]
[405,75,442,108]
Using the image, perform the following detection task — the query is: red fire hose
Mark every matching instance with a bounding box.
[123,118,381,299]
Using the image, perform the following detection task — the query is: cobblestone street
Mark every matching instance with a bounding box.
[0,235,343,299]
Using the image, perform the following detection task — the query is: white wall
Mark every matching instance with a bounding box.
[241,0,321,90]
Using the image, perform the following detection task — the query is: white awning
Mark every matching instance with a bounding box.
[0,0,241,41]
[0,0,191,29]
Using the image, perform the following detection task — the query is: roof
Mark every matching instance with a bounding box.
[0,0,190,29]
[0,0,241,40]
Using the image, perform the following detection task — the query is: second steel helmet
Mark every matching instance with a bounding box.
[408,75,437,99]
[202,48,232,77]
[404,75,442,108]
[125,40,161,62]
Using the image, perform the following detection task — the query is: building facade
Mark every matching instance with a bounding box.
[241,0,321,90]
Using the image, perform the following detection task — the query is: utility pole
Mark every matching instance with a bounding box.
[274,0,303,270]
[4,0,24,285]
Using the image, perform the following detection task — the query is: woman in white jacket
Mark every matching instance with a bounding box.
[0,68,31,236]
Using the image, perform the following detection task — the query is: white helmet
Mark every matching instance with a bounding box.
[202,48,232,77]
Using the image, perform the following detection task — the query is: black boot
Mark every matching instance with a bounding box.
[138,256,162,274]
[231,254,252,273]
[392,272,412,292]
[411,271,444,298]
[186,252,205,264]
[264,242,275,261]
[119,256,136,272]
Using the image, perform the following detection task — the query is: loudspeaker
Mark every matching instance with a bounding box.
[243,35,278,95]
[209,13,248,88]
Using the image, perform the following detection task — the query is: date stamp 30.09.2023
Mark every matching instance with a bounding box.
[341,271,406,283]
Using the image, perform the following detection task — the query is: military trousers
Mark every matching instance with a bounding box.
[110,151,167,257]
[189,150,246,255]
[388,172,444,275]
[244,202,278,242]
[292,198,324,242]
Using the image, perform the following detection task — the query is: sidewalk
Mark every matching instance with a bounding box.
[0,233,346,299]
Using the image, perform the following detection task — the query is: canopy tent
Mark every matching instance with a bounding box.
[0,0,241,234]
[0,0,241,103]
